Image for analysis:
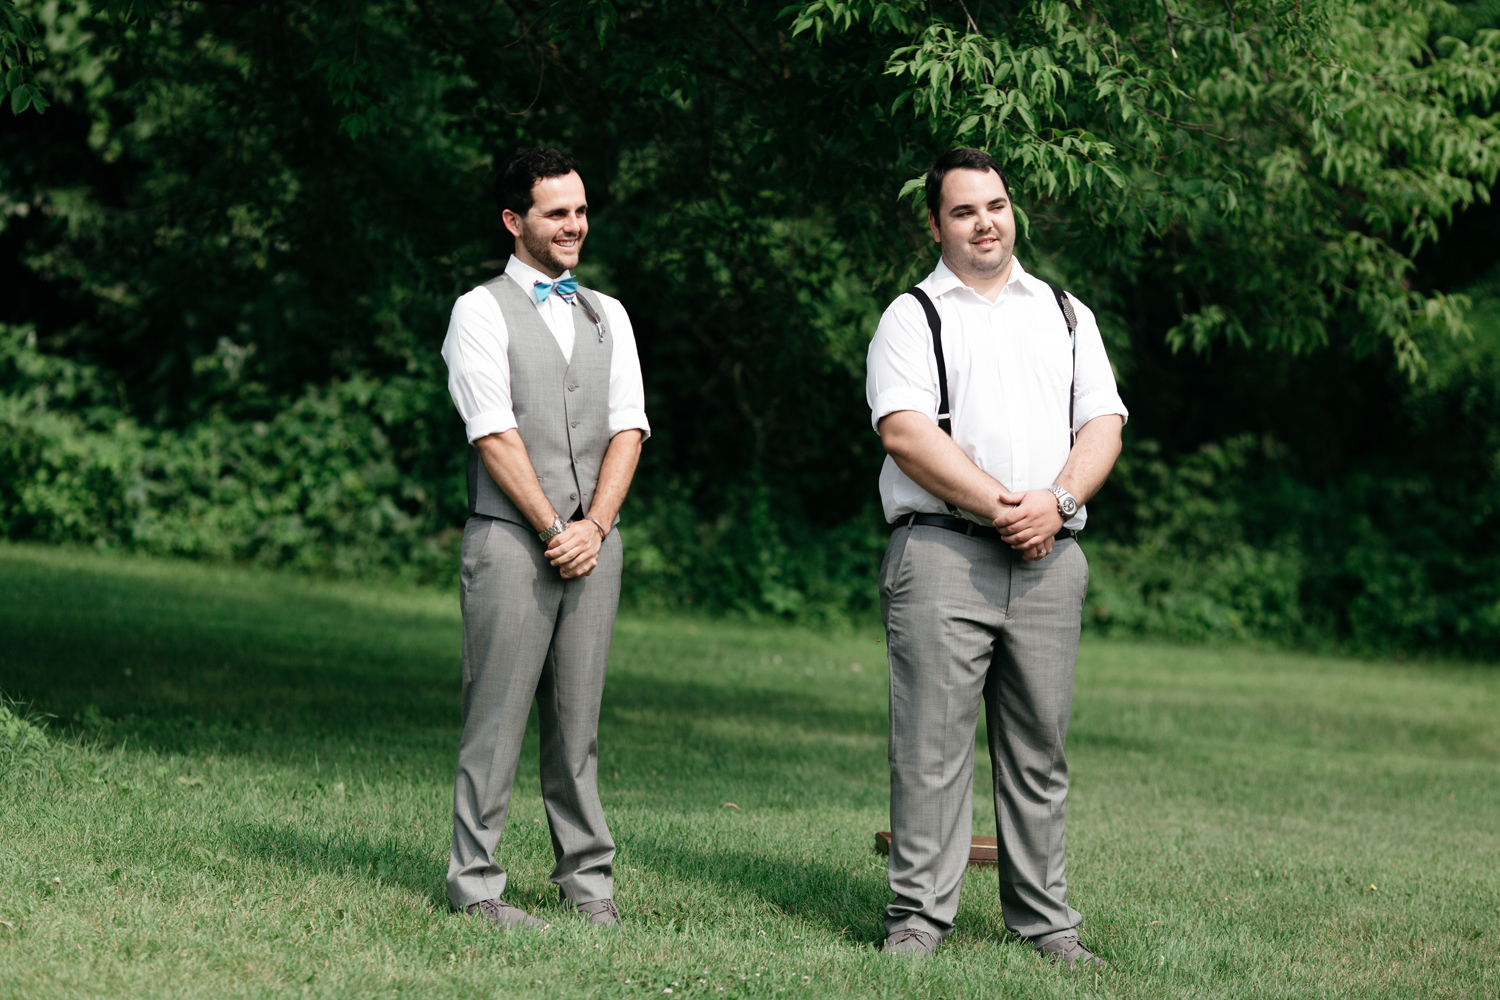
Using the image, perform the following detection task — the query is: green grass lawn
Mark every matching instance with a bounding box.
[1,542,1497,998]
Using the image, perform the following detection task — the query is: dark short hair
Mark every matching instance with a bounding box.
[924,148,1011,217]
[493,146,582,216]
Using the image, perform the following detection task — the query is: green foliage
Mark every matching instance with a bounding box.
[1085,436,1310,643]
[792,0,1500,378]
[0,325,461,578]
[0,1,49,114]
[1085,271,1500,654]
[620,483,890,621]
[1,1,1498,651]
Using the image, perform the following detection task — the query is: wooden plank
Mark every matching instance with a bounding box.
[874,831,999,867]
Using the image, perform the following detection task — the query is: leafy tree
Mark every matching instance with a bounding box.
[1,0,49,114]
[2,0,1499,647]
[790,0,1498,375]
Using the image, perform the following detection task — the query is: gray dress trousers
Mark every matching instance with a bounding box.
[447,516,622,909]
[881,522,1089,945]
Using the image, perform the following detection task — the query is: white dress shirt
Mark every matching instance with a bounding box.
[441,255,651,444]
[866,257,1128,529]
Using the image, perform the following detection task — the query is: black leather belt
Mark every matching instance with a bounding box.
[896,511,1076,542]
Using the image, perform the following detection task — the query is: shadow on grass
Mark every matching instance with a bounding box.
[225,820,450,908]
[223,816,895,941]
[623,836,891,943]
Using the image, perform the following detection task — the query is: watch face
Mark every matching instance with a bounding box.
[1061,497,1078,516]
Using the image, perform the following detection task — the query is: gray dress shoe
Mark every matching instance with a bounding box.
[1035,934,1106,966]
[462,899,549,930]
[572,898,621,926]
[883,927,938,956]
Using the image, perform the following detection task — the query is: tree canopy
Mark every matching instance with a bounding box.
[2,0,1499,649]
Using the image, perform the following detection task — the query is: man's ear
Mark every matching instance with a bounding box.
[502,208,525,239]
[927,211,941,243]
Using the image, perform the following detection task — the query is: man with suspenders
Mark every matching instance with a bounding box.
[866,148,1128,961]
[440,147,649,929]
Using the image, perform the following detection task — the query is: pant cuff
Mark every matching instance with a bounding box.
[447,880,507,912]
[558,883,614,907]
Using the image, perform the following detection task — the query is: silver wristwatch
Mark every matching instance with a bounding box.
[537,514,568,542]
[1048,485,1080,522]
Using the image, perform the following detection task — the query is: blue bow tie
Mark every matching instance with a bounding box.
[532,276,578,303]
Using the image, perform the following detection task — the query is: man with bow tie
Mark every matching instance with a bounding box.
[440,146,649,930]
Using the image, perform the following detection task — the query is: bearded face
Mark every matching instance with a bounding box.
[504,171,589,277]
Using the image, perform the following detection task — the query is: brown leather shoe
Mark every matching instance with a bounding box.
[461,898,549,930]
[1035,934,1106,966]
[883,927,938,956]
[571,898,621,926]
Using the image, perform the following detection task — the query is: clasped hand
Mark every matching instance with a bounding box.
[992,489,1063,561]
[546,520,603,579]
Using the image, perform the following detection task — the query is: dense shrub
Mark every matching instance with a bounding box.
[0,325,460,579]
[8,297,1499,655]
[1084,278,1500,654]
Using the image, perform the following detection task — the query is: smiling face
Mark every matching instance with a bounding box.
[928,167,1016,288]
[502,171,588,278]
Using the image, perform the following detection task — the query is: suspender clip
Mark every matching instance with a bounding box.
[575,294,607,343]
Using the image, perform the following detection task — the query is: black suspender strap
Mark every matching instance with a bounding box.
[906,281,1079,445]
[905,286,950,434]
[905,285,958,516]
[1046,282,1078,446]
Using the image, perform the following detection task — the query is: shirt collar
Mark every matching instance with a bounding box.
[927,255,1037,300]
[504,254,573,302]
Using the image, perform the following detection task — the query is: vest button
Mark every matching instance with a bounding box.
[570,420,579,428]
[569,492,578,501]
[567,384,578,392]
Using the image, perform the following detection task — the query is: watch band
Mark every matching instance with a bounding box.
[1048,485,1080,520]
[537,515,568,542]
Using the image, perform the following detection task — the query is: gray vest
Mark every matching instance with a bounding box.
[466,274,614,525]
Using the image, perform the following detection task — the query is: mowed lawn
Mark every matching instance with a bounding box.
[1,543,1497,999]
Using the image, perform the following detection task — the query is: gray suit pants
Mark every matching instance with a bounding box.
[446,516,622,910]
[880,523,1089,945]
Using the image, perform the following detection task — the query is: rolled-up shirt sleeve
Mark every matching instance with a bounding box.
[441,288,516,443]
[598,296,651,441]
[1070,299,1130,432]
[866,295,940,433]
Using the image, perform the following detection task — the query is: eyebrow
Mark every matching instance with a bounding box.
[948,196,1007,215]
[540,203,588,216]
